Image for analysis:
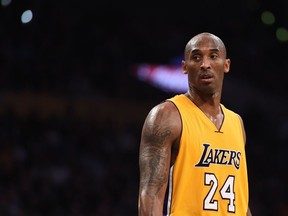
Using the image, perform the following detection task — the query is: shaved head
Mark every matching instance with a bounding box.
[184,32,227,60]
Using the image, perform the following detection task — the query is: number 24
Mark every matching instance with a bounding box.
[204,173,235,213]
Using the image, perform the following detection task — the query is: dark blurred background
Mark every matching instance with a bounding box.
[0,0,288,215]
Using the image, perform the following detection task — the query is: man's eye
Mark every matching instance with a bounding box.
[211,54,218,59]
[192,55,201,61]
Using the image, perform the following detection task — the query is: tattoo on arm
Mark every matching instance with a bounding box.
[144,124,172,148]
[139,124,172,197]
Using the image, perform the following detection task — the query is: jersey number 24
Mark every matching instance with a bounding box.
[204,173,235,213]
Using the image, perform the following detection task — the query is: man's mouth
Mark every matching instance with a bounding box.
[200,73,213,79]
[200,73,214,83]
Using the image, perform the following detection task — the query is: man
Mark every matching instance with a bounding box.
[138,32,252,215]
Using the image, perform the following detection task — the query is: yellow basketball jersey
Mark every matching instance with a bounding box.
[164,94,249,216]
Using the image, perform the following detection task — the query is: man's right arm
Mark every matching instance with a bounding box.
[138,102,181,216]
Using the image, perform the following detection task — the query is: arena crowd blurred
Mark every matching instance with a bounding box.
[0,0,288,215]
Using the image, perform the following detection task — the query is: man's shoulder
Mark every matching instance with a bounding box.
[221,104,243,123]
[166,94,186,102]
[221,104,239,115]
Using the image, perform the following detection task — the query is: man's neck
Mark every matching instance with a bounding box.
[185,90,224,129]
[185,89,221,109]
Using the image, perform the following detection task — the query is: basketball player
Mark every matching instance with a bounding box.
[138,32,252,215]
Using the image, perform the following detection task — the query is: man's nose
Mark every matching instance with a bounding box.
[200,57,211,70]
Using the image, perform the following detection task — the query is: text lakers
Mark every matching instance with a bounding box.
[195,143,241,169]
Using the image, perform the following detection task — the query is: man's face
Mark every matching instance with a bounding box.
[182,35,230,96]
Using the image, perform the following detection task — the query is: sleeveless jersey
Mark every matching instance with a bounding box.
[164,94,249,216]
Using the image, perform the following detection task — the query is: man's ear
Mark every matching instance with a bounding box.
[182,60,188,74]
[224,58,231,74]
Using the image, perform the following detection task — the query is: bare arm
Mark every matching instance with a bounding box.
[238,114,252,216]
[138,102,181,216]
[247,207,252,216]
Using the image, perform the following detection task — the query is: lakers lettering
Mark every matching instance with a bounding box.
[195,143,241,169]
